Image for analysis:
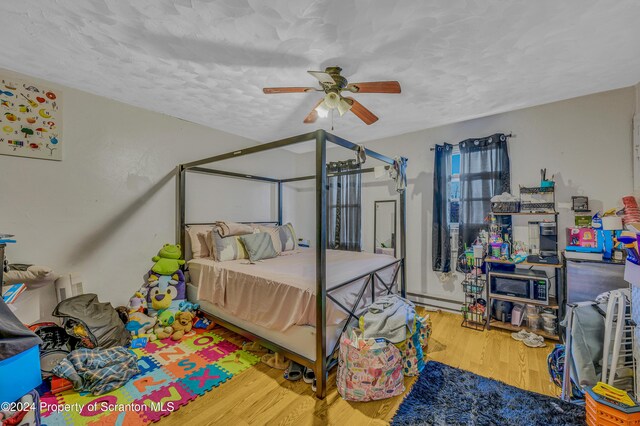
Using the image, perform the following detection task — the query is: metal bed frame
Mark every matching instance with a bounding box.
[175,129,407,398]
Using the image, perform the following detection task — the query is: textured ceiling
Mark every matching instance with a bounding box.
[2,1,640,147]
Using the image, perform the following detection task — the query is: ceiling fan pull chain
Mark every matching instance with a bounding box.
[331,109,334,131]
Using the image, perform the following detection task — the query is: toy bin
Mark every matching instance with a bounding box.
[0,344,42,404]
[585,387,640,426]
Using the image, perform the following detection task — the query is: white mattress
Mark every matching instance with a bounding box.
[187,283,341,361]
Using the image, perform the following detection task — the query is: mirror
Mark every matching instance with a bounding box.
[374,200,396,257]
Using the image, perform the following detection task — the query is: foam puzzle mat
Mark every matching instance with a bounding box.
[40,328,260,425]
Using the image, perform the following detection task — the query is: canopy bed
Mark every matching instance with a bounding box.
[175,129,407,398]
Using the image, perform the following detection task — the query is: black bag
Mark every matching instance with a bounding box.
[52,294,130,349]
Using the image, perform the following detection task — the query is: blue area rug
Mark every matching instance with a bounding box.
[392,361,585,426]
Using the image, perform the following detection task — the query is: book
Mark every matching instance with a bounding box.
[2,283,26,304]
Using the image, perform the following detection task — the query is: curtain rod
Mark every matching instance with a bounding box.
[429,133,514,151]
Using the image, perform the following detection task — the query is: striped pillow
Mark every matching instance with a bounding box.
[239,232,278,262]
[207,232,249,262]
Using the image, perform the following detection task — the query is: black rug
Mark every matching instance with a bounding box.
[391,361,585,426]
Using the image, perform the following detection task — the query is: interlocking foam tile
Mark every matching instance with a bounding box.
[134,382,195,423]
[40,410,69,426]
[121,368,172,401]
[164,352,210,380]
[180,332,224,353]
[137,355,162,375]
[40,393,65,418]
[198,340,239,363]
[57,388,134,425]
[150,344,192,365]
[215,350,260,375]
[87,408,145,426]
[142,337,179,354]
[179,364,231,396]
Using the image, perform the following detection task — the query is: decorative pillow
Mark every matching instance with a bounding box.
[278,223,298,252]
[208,231,249,262]
[239,232,278,262]
[186,225,214,259]
[253,225,282,254]
[253,223,297,253]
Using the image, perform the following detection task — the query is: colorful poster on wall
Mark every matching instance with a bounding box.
[0,74,62,161]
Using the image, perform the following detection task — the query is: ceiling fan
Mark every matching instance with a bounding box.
[262,66,401,125]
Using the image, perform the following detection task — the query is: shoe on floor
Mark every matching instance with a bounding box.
[511,330,532,341]
[303,367,315,384]
[284,362,303,381]
[523,335,546,348]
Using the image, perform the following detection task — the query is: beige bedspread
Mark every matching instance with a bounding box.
[190,248,398,332]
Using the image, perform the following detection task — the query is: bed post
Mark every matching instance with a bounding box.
[277,181,283,226]
[176,165,186,249]
[399,189,407,298]
[315,129,327,399]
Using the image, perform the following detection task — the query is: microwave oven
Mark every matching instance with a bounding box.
[489,269,549,304]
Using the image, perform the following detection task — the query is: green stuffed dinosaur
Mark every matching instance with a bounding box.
[151,244,185,275]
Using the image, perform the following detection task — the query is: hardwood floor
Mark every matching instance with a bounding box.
[158,309,557,425]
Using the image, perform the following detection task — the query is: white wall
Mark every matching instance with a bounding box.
[290,87,636,310]
[0,68,296,306]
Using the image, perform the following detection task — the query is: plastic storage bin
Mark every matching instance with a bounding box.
[0,345,41,404]
[585,387,640,426]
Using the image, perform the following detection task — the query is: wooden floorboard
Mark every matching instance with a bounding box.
[158,309,557,425]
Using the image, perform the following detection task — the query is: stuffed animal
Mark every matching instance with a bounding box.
[179,301,199,312]
[151,244,185,276]
[171,311,195,341]
[146,270,186,315]
[153,310,175,340]
[128,292,148,314]
[127,311,157,340]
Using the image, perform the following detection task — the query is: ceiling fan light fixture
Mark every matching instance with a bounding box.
[315,101,330,118]
[337,98,352,116]
[323,92,341,109]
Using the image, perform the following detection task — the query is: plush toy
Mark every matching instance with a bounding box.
[153,310,175,340]
[179,301,199,312]
[127,311,157,340]
[146,270,186,315]
[171,311,195,341]
[151,244,185,276]
[128,292,148,314]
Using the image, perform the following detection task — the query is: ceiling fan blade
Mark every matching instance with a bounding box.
[307,70,336,85]
[345,81,401,94]
[303,98,325,124]
[344,97,378,125]
[263,87,317,94]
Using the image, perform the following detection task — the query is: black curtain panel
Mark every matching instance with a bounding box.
[432,143,453,272]
[458,134,510,257]
[327,160,362,251]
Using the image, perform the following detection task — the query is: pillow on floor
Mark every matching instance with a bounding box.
[239,232,278,262]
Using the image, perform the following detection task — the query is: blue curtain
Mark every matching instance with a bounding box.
[432,143,453,272]
[457,134,510,256]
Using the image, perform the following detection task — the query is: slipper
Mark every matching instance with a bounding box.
[511,330,531,341]
[284,362,303,381]
[242,341,268,354]
[311,378,317,393]
[303,367,315,384]
[261,352,290,370]
[523,335,546,348]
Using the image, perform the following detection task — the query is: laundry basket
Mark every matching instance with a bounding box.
[336,327,404,402]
